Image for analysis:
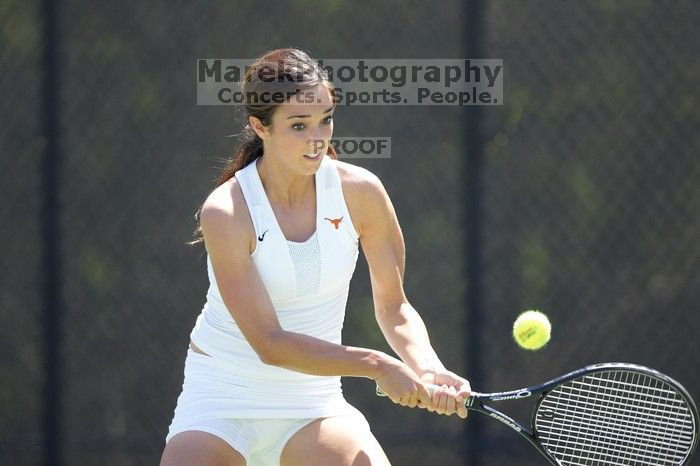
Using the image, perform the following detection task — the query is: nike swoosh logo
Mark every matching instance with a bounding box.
[257,230,269,241]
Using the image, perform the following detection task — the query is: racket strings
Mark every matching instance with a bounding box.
[535,370,695,465]
[539,374,692,464]
[547,382,691,441]
[537,371,693,464]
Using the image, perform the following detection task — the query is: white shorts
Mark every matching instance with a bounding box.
[165,348,372,465]
[165,404,370,466]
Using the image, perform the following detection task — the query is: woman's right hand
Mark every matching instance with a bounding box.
[374,358,431,409]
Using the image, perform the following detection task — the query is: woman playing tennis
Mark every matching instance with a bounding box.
[161,48,471,466]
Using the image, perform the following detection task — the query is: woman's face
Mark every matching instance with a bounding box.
[254,84,335,176]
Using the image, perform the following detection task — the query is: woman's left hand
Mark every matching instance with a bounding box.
[419,370,472,419]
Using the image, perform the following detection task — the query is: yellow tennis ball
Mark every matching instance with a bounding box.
[513,310,551,350]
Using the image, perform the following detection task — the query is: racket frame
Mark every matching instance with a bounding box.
[466,363,699,465]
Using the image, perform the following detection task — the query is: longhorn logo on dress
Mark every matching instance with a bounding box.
[324,216,343,229]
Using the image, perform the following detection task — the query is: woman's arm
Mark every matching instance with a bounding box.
[346,165,471,417]
[200,180,427,405]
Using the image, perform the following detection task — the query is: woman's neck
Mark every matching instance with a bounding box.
[256,156,315,208]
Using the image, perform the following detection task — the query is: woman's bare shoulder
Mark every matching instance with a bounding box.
[333,159,383,193]
[333,160,390,235]
[202,178,238,215]
[200,177,254,244]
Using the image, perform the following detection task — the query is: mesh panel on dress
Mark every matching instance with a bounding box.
[287,232,322,297]
[322,163,336,191]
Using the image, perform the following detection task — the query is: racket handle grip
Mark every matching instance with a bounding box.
[375,383,439,397]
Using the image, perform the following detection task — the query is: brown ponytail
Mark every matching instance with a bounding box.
[188,48,336,246]
[215,130,264,187]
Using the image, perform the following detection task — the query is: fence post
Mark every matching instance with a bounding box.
[42,0,62,464]
[464,0,484,464]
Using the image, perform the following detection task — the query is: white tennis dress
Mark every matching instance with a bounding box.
[166,155,363,456]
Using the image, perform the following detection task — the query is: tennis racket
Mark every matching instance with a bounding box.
[377,363,699,465]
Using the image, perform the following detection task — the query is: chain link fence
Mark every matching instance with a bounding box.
[2,0,698,465]
[478,3,699,464]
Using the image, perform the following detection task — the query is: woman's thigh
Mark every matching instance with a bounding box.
[160,431,247,466]
[280,413,391,466]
